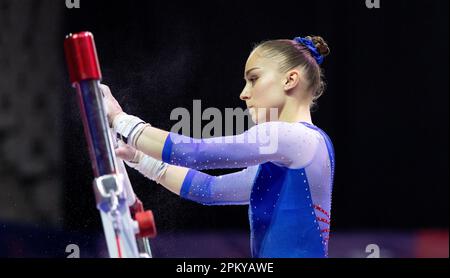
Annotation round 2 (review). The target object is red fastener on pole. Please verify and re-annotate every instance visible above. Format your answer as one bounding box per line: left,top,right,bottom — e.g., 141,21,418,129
135,210,157,238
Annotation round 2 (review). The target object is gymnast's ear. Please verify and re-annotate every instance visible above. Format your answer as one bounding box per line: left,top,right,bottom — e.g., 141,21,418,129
283,69,301,91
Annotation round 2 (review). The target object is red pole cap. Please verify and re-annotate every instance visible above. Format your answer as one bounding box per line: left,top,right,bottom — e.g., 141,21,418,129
64,31,102,84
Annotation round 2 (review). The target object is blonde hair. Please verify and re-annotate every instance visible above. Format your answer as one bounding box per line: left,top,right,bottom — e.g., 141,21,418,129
254,36,330,109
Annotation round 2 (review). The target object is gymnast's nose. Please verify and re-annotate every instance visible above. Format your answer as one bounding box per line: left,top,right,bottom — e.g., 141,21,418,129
240,87,251,101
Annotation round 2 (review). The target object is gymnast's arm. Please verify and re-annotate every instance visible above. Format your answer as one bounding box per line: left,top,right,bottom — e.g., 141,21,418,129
122,119,318,171
164,165,258,205
117,143,257,205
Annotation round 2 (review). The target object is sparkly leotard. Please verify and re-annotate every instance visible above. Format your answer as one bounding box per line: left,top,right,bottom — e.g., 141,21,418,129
161,121,335,258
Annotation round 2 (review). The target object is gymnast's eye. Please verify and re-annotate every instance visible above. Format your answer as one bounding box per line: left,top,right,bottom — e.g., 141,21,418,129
249,77,258,86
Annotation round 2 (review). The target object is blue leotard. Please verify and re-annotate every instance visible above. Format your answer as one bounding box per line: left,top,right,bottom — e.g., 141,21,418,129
161,121,335,258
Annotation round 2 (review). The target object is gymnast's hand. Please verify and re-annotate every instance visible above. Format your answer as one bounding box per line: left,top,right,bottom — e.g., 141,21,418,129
116,140,171,186
100,84,124,126
115,140,139,162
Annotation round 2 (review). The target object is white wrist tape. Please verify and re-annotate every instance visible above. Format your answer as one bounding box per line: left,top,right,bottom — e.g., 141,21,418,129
125,151,168,184
112,113,150,148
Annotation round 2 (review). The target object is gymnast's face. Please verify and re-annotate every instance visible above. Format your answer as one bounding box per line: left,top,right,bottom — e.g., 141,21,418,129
240,49,287,124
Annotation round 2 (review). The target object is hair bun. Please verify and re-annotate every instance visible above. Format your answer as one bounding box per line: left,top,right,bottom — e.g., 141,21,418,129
306,36,330,57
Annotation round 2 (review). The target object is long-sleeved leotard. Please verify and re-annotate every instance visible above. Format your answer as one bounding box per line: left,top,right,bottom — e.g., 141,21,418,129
161,121,335,258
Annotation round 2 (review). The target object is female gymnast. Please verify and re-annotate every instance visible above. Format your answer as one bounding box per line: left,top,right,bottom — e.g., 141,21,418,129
101,36,335,258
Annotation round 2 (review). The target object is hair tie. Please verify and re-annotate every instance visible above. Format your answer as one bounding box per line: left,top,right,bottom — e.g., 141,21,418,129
293,37,324,65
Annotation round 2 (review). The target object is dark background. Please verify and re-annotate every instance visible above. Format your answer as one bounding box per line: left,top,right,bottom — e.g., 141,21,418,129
0,0,448,257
